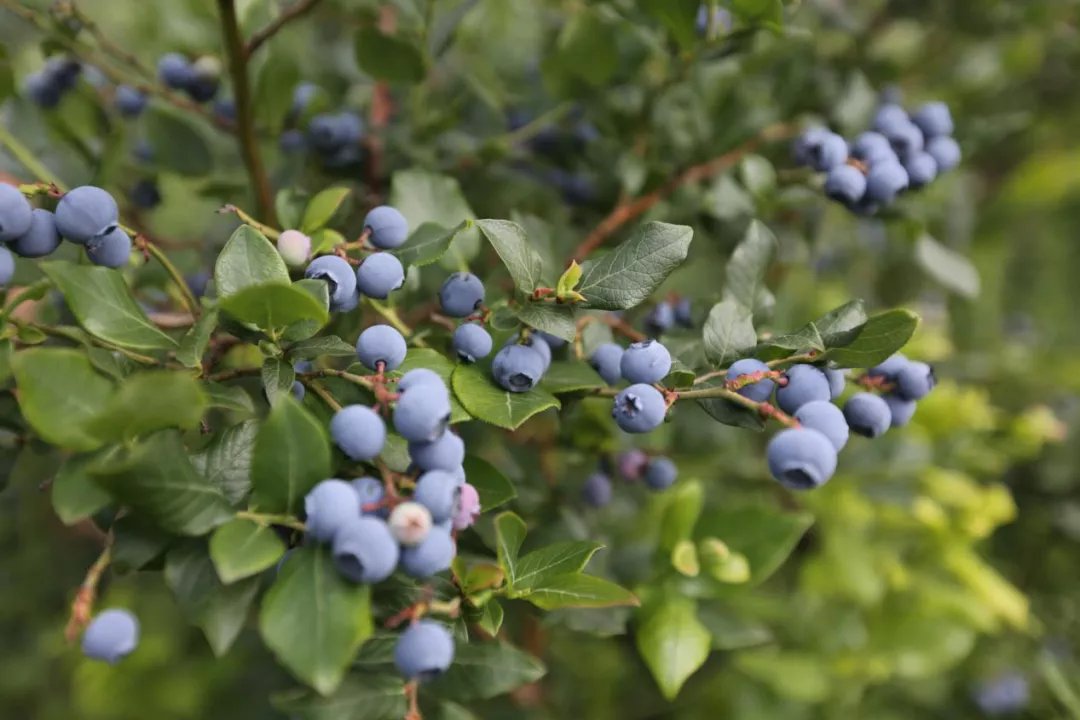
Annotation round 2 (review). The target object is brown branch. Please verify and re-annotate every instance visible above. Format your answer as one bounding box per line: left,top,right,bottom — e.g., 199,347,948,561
245,0,326,57
572,122,798,262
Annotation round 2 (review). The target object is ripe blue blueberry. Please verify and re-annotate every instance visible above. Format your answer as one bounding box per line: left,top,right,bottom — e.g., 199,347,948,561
452,323,493,363
883,393,916,427
388,502,433,546
868,353,908,380
394,390,451,443
492,344,546,393
81,608,139,664
289,82,317,121
793,127,827,166
185,56,221,102
279,129,306,153
864,160,910,204
355,252,405,299
157,53,193,89
439,272,485,317
645,301,675,334
394,620,455,681
337,289,360,312
24,71,61,108
213,98,236,123
926,135,961,173
766,427,838,490
129,179,161,210
307,112,363,152
911,101,954,138
276,229,311,267
356,324,407,371
824,165,867,205
397,368,446,393
904,152,937,189
776,364,831,414
582,472,612,507
504,334,551,372
620,340,672,384
413,470,462,523
589,343,624,385
54,186,119,244
399,525,455,578
0,247,15,287
45,57,82,90
823,368,846,399
409,431,465,472
794,400,849,451
332,516,399,583
304,479,361,542
850,132,896,164
447,465,466,487
843,392,892,438
882,120,924,160
9,209,60,257
291,381,305,401
612,383,667,433
363,205,409,249
330,405,386,461
86,227,132,268
535,331,567,350
114,85,147,118
674,298,693,328
894,360,935,400
807,131,849,171
726,358,776,403
352,476,386,513
644,457,678,491
304,255,358,311
452,483,480,530
973,672,1030,716
872,104,909,134
616,449,649,480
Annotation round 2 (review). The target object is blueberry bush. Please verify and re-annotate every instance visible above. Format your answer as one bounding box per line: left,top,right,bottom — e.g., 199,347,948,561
1,1,1078,718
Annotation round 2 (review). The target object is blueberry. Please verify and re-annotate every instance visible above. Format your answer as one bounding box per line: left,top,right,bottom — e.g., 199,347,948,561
452,323,492,363
304,479,361,542
776,364,830,414
0,247,15,287
868,353,908,380
725,358,776,403
356,324,407,371
279,129,307,154
24,71,62,108
973,672,1030,716
186,271,210,298
332,516,399,583
695,4,732,35
86,227,132,268
46,57,81,90
289,82,317,120
589,343,624,385
185,57,221,102
394,621,455,681
843,392,892,438
157,53,193,89
0,186,38,243
883,393,916,427
337,289,361,312
291,381,305,401
308,112,363,152
439,272,485,317
330,405,387,461
894,361,934,400
644,457,677,491
882,121,924,161
352,476,385,513
55,186,119,244
824,165,867,205
388,501,433,546
129,179,161,210
794,400,849,451
114,85,148,118
926,135,961,173
645,301,675,334
409,431,465,472
766,427,837,490
674,298,693,328
277,229,311,267
413,470,461,523
850,132,896,164
508,334,551,372
304,255,358,310
904,152,937,189
491,344,546,393
612,384,667,433
808,131,849,172
582,472,612,507
864,161,910,204
363,206,409,249
792,127,828,166
397,368,446,393
911,101,954,138
213,98,236,122
452,483,480,530
81,608,139,664
355,252,404,299
823,368,846,399
399,525,455,578
616,449,648,480
535,331,567,350
132,139,155,164
394,390,451,443
872,104,909,134
620,340,672,384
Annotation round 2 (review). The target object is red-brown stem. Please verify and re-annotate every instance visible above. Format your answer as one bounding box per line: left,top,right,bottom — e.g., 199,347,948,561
245,0,325,57
64,535,114,643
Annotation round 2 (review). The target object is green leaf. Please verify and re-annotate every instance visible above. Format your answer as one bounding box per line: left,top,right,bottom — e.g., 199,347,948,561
731,0,783,26
145,106,213,176
635,596,711,700
640,0,699,49
540,361,606,394
695,505,813,585
271,675,406,720
251,395,331,514
703,298,757,365
209,518,287,584
391,222,461,269
309,228,345,255
40,261,177,350
214,226,290,299
220,282,330,334
723,220,776,311
90,431,233,536
0,45,14,101
253,50,300,132
814,299,869,348
476,601,504,637
915,234,981,298
263,358,297,407
396,349,470,422
276,189,308,230
429,640,546,701
192,419,258,505
546,7,618,88
824,309,920,369
260,545,374,696
735,650,832,702
511,541,604,592
12,348,113,451
522,574,639,610
355,26,426,83
287,335,357,361
556,260,583,298
388,170,475,231
85,371,207,443
577,222,693,310
515,303,576,342
165,541,260,656
451,364,559,431
493,511,527,587
110,515,172,573
202,382,257,417
52,453,111,525
462,455,516,509
697,602,774,650
697,389,766,430
660,480,705,552
177,308,219,368
476,219,544,293
301,187,351,233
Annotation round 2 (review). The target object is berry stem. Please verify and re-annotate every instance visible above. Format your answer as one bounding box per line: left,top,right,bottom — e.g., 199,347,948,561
302,379,342,412
0,125,65,188
218,204,281,239
13,319,164,366
64,533,113,643
66,3,157,83
766,350,820,368
235,510,306,532
244,0,326,58
404,680,422,720
137,235,200,317
671,385,800,428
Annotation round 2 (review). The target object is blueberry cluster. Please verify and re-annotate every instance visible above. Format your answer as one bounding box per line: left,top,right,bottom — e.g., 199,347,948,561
0,183,133,283
23,56,82,109
794,100,961,215
589,338,673,433
581,449,679,507
753,353,935,490
642,297,693,335
157,53,221,103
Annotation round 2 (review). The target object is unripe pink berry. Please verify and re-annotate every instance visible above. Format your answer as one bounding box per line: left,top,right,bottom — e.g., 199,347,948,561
452,483,480,530
277,229,311,267
388,501,432,546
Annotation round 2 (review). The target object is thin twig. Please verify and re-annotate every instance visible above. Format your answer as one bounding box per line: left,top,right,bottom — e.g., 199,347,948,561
303,379,342,411
0,124,64,187
219,204,281,239
137,236,199,317
68,3,156,82
245,0,326,57
64,533,114,643
235,510,306,532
